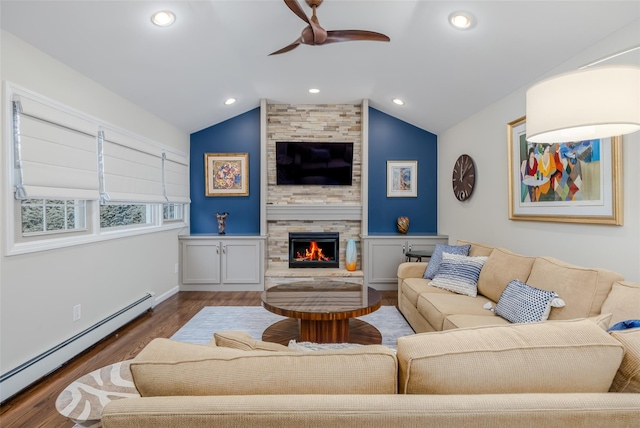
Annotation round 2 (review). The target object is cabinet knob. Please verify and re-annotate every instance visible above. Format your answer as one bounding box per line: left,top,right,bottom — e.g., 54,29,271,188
222,245,226,254
216,245,220,254
402,245,406,254
409,245,412,252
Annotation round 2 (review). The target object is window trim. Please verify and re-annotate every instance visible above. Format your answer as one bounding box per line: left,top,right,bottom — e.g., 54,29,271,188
7,201,188,256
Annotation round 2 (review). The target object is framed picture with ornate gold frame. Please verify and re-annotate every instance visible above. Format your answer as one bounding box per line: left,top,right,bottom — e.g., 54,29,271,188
205,153,249,197
507,116,622,225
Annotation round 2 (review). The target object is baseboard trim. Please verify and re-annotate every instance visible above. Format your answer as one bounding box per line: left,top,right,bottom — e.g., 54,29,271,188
154,286,179,307
0,293,154,403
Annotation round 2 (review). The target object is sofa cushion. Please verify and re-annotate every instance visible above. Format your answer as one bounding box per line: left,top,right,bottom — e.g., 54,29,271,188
525,257,624,319
429,253,488,297
456,240,495,257
494,279,565,323
476,248,535,302
214,331,290,351
451,313,613,332
442,314,510,330
397,319,624,394
589,312,614,330
417,293,493,331
423,243,470,279
601,281,640,326
401,278,452,308
609,328,640,393
130,339,397,397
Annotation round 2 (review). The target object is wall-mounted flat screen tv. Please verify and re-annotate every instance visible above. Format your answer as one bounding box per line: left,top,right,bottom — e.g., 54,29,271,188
276,142,353,186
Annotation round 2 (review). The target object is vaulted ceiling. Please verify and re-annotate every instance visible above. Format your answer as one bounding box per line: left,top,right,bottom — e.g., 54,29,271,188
2,1,639,135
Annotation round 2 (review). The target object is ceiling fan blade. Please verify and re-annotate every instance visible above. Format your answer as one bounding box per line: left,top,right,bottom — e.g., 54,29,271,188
269,38,302,56
325,30,390,44
284,0,311,25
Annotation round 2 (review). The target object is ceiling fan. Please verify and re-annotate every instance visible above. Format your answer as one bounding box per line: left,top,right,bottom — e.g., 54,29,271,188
269,0,390,55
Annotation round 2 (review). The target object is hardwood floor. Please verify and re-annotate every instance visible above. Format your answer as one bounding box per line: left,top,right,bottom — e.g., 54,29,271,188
0,290,398,427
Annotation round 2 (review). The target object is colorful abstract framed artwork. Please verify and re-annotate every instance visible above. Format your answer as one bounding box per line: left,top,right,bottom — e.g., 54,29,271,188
387,160,418,197
205,153,249,197
507,116,622,225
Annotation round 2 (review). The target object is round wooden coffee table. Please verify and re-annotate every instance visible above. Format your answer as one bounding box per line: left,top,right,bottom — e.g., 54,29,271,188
261,282,382,345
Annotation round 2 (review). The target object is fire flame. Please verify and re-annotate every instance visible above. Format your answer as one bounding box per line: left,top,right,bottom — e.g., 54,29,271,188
295,241,331,262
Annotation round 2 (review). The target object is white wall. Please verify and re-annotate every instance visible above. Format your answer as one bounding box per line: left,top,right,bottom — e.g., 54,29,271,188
0,31,189,376
438,20,640,281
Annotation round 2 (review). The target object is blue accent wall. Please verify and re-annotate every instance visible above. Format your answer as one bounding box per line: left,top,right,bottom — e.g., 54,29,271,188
368,107,438,234
189,106,437,235
190,108,261,234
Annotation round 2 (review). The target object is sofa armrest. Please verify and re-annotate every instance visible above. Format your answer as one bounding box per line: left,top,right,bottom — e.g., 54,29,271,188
397,262,427,280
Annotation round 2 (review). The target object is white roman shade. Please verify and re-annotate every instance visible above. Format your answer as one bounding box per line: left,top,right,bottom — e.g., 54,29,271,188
13,96,100,200
163,152,191,203
10,83,189,206
101,129,165,203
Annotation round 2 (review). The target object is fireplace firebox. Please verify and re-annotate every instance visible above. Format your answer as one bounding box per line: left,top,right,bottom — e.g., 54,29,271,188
288,232,339,268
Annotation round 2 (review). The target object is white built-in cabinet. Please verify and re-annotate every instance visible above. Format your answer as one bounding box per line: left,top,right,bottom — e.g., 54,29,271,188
179,236,265,291
363,235,448,289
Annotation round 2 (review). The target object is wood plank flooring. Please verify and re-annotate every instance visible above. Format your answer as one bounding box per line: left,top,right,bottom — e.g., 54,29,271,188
0,290,398,428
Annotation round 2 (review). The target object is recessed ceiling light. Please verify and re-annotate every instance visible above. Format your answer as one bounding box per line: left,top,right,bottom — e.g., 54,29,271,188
309,88,320,94
392,98,404,106
224,98,237,105
449,11,476,30
151,10,176,27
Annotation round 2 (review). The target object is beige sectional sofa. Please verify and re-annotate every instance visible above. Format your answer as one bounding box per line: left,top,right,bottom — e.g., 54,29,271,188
88,240,640,427
398,240,638,333
99,320,640,427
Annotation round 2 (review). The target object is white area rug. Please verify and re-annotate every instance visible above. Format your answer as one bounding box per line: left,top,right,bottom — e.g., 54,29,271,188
171,306,415,349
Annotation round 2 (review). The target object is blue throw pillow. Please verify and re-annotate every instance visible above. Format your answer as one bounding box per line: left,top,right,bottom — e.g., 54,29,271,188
608,320,640,332
495,279,565,323
423,243,471,279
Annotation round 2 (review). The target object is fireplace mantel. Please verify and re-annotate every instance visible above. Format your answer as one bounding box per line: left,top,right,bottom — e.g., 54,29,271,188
266,204,362,221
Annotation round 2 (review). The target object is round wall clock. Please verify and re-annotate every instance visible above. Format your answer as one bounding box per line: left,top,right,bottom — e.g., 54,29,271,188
452,154,476,201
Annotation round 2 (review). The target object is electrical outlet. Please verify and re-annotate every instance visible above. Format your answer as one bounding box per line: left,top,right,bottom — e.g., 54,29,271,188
174,263,179,274
73,304,81,321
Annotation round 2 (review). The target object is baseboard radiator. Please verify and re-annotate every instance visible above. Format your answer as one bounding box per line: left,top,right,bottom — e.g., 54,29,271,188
0,292,155,403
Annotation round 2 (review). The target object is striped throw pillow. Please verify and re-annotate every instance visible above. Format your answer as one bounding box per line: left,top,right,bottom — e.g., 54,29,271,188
423,243,471,279
429,253,488,297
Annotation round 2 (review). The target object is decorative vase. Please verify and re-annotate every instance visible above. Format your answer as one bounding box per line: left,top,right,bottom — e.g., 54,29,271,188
346,239,357,271
216,212,229,234
397,216,410,234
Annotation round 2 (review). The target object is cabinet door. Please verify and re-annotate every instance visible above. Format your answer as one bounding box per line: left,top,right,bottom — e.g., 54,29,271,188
365,239,406,284
181,241,221,284
221,240,262,284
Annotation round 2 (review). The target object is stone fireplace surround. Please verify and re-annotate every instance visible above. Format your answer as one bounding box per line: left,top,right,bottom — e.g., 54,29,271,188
265,103,364,287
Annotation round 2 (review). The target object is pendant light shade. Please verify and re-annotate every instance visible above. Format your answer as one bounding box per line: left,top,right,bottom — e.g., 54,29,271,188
526,65,640,143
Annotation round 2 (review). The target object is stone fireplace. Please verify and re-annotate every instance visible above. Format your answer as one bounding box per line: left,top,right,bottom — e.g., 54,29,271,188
264,103,364,287
288,232,339,269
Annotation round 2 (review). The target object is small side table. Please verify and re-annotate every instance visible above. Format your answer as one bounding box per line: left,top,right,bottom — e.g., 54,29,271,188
405,250,432,262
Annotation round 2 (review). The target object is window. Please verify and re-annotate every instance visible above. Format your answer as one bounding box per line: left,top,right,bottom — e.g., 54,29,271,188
163,203,184,222
21,199,86,235
100,204,153,229
6,83,189,255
